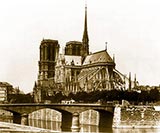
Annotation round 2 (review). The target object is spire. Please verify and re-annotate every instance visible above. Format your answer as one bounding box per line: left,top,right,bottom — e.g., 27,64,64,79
34,81,37,88
82,1,89,56
129,72,132,90
82,2,89,42
134,74,136,82
134,74,137,88
113,54,115,62
105,42,108,51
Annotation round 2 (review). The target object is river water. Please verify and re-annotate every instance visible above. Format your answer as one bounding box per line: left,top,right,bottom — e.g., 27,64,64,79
28,119,160,132
1,118,160,133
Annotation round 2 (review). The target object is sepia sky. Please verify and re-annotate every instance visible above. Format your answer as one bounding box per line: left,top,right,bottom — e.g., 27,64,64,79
0,0,160,93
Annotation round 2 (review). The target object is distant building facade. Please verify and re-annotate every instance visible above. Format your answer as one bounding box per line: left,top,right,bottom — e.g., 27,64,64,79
0,82,18,103
0,82,11,102
33,4,124,103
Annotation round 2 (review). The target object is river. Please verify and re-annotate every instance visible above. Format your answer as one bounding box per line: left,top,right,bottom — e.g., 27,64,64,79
1,117,160,133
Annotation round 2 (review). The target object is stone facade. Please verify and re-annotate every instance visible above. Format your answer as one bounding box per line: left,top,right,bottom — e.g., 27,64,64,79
0,82,15,103
33,39,60,102
113,105,160,128
38,39,59,84
78,50,115,92
54,50,115,95
65,41,82,56
55,54,82,94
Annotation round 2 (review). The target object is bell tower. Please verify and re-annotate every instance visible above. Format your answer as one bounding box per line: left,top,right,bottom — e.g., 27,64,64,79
38,39,59,85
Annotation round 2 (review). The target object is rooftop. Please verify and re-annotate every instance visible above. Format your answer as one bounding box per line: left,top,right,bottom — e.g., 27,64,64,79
0,82,12,87
83,50,114,65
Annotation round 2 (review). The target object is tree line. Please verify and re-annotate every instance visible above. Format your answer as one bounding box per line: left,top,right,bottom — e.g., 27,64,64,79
65,88,160,104
7,88,160,104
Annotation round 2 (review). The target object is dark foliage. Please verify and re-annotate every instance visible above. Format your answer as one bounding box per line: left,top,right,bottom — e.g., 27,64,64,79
8,88,160,104
8,94,34,103
66,89,160,104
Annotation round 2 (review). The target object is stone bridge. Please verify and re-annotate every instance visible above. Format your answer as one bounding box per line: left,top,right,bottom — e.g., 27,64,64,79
0,103,115,131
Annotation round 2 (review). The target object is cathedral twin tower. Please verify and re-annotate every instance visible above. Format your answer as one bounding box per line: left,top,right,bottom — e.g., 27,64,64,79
38,5,89,82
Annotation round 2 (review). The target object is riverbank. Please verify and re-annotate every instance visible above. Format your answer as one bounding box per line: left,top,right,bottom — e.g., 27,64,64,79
113,105,160,128
0,121,59,132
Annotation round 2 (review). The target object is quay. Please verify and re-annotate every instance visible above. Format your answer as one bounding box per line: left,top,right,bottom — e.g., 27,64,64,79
0,121,58,132
113,105,160,128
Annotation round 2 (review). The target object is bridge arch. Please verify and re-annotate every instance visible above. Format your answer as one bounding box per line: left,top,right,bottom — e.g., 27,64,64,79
28,108,72,131
29,108,61,121
0,109,23,124
96,109,114,131
0,109,13,118
80,109,99,125
79,109,114,129
28,107,73,131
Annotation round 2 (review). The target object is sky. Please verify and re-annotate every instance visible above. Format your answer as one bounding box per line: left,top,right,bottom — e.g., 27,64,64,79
0,0,160,93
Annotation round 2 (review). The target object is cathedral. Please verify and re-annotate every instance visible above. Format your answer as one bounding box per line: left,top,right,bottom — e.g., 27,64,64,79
33,5,124,103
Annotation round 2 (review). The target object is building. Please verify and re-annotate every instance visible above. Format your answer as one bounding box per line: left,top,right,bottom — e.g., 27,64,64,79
38,39,59,85
0,82,15,103
33,4,124,103
65,41,83,56
78,50,115,92
34,39,60,102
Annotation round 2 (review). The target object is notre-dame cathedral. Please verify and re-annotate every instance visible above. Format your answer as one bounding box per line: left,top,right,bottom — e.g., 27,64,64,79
33,5,125,103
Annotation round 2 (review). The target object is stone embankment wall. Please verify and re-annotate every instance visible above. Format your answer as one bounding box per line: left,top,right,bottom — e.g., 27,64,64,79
113,105,160,128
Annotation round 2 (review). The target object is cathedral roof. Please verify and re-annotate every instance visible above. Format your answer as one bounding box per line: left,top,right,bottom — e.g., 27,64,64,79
64,55,82,66
83,50,114,66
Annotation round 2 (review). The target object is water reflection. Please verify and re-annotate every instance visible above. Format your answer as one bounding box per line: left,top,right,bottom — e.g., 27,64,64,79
113,128,160,133
1,118,160,133
80,124,112,133
28,119,113,132
28,119,160,133
29,119,61,131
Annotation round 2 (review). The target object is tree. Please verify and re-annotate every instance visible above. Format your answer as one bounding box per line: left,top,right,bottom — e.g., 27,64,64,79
8,94,34,103
149,88,160,102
